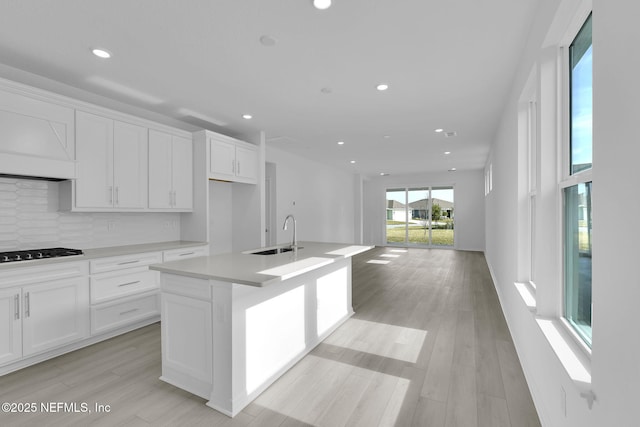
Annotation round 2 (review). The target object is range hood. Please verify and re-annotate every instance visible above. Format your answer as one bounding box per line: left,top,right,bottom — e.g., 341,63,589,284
0,97,77,181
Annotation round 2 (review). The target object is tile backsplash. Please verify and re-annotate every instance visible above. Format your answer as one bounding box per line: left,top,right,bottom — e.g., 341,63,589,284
0,178,181,251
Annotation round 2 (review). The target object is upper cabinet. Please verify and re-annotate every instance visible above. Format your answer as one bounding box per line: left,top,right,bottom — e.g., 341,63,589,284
209,134,258,184
74,111,148,210
148,130,193,210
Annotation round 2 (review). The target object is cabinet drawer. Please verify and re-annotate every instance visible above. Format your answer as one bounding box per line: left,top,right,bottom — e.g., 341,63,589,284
163,245,209,262
0,261,87,288
91,268,158,304
91,292,159,335
90,252,162,274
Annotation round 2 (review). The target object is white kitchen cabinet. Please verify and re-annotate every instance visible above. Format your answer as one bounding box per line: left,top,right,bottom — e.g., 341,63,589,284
91,292,159,336
74,110,148,210
209,134,258,184
89,252,162,335
148,129,193,210
0,287,22,365
160,291,213,397
22,276,90,357
0,262,89,367
235,144,259,183
163,245,209,262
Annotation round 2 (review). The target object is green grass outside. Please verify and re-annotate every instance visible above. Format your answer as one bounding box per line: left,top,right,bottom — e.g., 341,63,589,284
386,226,454,246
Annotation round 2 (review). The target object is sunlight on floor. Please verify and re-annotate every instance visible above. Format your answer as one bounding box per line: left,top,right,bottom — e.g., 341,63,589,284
251,354,411,426
380,253,401,258
367,259,390,264
324,318,428,364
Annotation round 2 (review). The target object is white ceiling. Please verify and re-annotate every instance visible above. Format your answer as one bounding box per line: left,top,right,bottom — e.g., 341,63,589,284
0,0,539,178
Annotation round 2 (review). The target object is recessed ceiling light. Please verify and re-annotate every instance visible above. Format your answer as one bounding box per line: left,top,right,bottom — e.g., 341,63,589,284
444,151,451,155
448,168,457,172
380,172,389,176
242,114,253,120
350,160,356,164
92,48,112,59
376,84,389,91
434,128,444,133
337,141,345,145
383,135,390,139
259,35,277,47
313,0,332,10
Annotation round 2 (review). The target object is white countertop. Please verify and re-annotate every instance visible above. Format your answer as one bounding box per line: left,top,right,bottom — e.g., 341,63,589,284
149,241,373,287
0,241,208,271
82,241,207,259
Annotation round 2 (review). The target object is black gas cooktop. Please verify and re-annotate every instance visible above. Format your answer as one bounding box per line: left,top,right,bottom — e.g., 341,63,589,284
0,247,83,263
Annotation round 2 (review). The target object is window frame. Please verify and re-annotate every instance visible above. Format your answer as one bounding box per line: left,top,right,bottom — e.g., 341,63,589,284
384,186,455,248
559,10,593,352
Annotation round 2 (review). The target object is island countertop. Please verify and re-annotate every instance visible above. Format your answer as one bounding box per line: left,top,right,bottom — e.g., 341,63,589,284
149,241,373,287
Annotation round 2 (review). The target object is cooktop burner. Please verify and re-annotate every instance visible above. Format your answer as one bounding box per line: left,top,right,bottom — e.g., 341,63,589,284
0,247,83,263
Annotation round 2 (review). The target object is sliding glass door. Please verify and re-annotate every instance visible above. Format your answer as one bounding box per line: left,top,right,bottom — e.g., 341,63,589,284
385,186,454,247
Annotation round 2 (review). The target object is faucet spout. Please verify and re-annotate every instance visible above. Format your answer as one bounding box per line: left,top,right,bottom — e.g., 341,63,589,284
282,214,297,248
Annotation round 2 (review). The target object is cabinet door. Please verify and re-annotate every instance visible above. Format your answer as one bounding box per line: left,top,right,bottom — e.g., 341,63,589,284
161,293,212,389
75,111,114,208
113,121,148,209
148,129,173,209
209,138,236,180
235,145,258,184
0,287,22,365
172,135,193,209
22,277,89,357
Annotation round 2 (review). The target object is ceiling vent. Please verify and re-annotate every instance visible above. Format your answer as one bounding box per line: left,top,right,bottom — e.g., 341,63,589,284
444,131,457,138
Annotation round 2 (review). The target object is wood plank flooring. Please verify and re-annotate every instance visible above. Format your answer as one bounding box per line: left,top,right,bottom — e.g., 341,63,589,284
0,247,540,426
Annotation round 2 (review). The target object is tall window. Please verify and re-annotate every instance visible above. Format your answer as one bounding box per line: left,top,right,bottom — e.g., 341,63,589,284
527,99,538,284
563,13,592,346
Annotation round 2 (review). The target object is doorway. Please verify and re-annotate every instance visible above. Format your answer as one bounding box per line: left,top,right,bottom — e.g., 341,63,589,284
265,162,277,246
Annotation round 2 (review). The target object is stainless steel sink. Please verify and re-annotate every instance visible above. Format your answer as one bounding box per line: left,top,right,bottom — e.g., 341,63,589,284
249,246,303,255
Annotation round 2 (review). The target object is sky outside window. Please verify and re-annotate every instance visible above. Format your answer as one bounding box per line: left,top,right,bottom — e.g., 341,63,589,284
570,14,592,174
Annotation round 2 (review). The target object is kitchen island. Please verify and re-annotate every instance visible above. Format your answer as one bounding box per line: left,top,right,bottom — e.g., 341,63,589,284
149,241,373,417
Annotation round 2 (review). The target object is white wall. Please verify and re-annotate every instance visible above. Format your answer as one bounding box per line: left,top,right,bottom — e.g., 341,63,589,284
591,1,640,426
485,1,640,425
0,177,180,250
266,145,357,245
363,169,485,251
208,181,233,255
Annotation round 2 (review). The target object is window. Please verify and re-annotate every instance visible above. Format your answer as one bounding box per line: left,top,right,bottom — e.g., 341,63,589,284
484,162,493,196
527,100,538,284
569,14,593,174
564,182,592,345
385,187,454,247
562,13,592,347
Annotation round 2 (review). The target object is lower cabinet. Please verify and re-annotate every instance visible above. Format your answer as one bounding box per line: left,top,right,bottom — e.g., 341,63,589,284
91,291,159,335
88,245,209,336
89,252,163,336
0,262,89,367
0,244,209,373
0,287,22,365
22,276,90,357
160,291,213,396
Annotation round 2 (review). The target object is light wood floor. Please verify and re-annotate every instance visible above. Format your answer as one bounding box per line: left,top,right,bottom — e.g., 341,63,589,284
0,247,540,426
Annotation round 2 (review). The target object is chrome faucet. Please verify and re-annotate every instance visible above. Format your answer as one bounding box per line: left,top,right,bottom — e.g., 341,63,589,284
282,214,297,249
